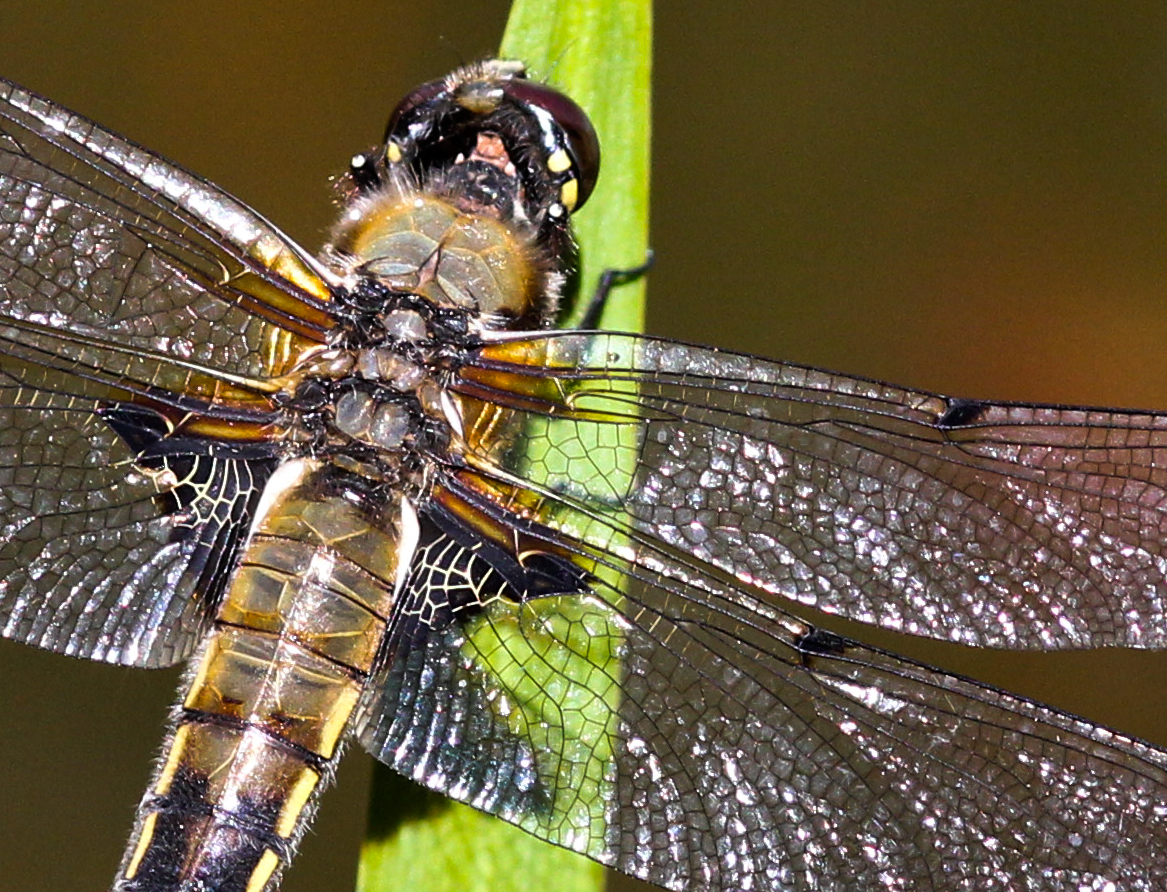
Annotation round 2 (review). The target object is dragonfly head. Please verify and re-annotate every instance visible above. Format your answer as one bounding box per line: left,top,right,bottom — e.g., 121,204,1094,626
329,61,602,329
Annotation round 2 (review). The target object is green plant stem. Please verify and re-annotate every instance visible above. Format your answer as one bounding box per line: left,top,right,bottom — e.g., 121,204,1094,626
357,1,650,890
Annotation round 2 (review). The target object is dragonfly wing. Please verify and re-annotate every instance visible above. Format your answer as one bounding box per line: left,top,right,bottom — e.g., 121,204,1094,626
0,78,335,666
356,472,1167,890
453,330,1167,651
350,327,1167,887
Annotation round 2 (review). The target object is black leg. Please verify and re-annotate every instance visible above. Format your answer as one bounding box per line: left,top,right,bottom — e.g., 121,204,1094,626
577,250,655,330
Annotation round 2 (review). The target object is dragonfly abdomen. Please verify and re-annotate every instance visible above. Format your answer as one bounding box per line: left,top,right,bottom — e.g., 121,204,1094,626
117,459,409,892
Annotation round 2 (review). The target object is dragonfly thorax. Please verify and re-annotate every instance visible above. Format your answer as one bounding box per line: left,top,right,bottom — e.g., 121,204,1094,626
329,188,547,327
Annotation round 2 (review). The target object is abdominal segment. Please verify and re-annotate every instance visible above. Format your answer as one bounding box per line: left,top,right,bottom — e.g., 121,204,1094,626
117,459,407,892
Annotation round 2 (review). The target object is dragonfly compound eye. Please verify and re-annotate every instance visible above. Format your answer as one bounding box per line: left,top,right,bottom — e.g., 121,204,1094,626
502,78,601,212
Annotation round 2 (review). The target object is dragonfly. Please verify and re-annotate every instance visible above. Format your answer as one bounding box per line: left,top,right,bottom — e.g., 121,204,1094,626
1,57,1167,892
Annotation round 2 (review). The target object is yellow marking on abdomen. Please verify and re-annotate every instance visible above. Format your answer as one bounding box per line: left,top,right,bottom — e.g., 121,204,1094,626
124,811,159,880
317,683,361,759
275,767,321,838
247,849,282,892
153,723,191,796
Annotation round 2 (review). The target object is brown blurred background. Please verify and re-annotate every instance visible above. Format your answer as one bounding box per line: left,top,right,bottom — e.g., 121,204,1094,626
3,3,1167,890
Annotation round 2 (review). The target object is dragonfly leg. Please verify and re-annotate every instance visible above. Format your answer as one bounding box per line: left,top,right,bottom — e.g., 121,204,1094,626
577,250,655,330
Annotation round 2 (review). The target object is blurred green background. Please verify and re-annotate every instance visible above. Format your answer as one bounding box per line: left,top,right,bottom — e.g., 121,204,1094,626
3,3,1167,891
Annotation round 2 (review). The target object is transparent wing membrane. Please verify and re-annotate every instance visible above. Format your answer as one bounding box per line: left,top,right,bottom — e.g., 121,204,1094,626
458,332,1167,651
380,329,1167,889
0,78,330,665
358,466,1167,890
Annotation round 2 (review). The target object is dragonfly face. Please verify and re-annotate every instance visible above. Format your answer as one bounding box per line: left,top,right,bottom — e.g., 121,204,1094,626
2,54,1167,892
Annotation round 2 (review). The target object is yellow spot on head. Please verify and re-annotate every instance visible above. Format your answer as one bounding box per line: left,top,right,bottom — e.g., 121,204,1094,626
386,142,403,163
560,178,579,212
125,812,159,880
247,849,282,892
547,149,572,174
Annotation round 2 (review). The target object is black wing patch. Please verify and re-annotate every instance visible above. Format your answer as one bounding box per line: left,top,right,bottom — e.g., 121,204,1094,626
356,504,616,845
0,399,277,667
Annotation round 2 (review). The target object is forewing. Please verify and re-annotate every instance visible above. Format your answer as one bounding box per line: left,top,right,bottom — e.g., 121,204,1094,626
0,78,334,666
452,331,1167,651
